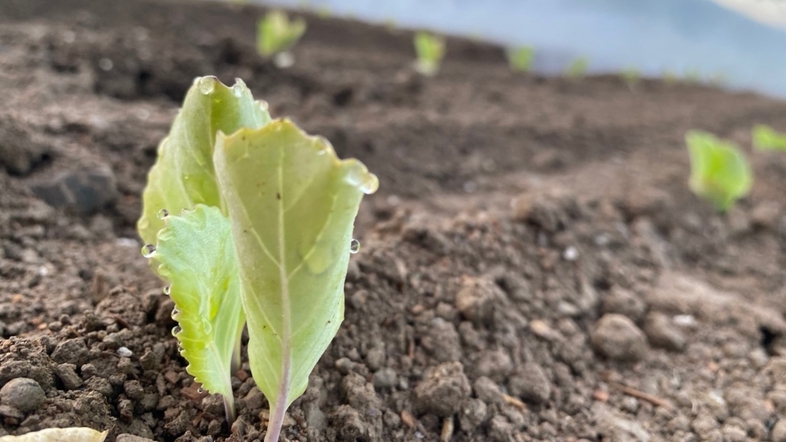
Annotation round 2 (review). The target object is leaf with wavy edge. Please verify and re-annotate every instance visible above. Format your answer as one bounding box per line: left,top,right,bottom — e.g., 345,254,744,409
150,204,245,422
137,76,271,244
214,121,378,442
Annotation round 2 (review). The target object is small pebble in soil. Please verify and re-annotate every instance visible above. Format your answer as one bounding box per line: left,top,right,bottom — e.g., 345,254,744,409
643,312,686,351
601,286,647,321
54,363,82,390
117,346,133,357
773,419,786,442
413,362,471,417
0,378,45,413
508,362,551,405
591,313,648,362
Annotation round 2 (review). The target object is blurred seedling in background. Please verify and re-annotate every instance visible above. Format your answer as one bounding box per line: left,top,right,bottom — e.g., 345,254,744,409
621,67,641,90
566,56,589,79
316,6,331,18
685,130,752,212
257,10,307,68
414,31,446,76
507,46,535,73
662,70,679,84
752,124,786,151
138,76,377,441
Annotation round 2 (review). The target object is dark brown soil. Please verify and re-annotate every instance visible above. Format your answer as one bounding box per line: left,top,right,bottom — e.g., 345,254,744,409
2,0,786,441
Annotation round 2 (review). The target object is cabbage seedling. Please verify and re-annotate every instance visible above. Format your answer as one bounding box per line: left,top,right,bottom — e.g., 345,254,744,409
507,46,535,73
685,130,752,211
566,57,589,79
414,31,445,76
257,10,307,62
752,124,786,151
138,76,378,441
621,67,641,89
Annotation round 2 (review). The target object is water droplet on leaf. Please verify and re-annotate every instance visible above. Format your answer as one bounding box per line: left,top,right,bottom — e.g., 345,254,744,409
157,209,169,220
197,387,204,394
232,79,247,97
350,239,360,254
172,325,181,337
197,76,216,95
345,164,379,195
163,285,171,296
141,244,156,258
171,308,180,320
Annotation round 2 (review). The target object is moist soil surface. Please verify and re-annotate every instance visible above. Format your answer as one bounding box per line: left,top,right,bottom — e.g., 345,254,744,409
2,1,786,441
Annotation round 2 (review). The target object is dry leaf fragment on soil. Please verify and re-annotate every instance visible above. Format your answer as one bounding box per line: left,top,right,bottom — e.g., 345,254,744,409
0,428,107,442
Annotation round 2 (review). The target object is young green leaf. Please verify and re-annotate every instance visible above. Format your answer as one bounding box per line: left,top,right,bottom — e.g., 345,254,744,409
566,57,589,79
752,124,786,151
149,205,245,422
686,130,752,211
507,46,535,73
138,76,269,421
213,121,378,442
414,31,445,76
621,67,641,89
137,76,271,244
257,10,307,58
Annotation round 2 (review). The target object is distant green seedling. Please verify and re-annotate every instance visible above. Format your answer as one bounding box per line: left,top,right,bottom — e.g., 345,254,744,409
414,31,445,76
621,67,641,89
138,76,378,441
752,124,786,152
507,46,535,73
685,130,752,211
257,10,307,66
566,57,589,79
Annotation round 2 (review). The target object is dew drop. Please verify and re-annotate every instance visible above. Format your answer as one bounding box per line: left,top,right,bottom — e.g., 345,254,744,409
349,239,360,254
141,244,156,258
197,387,204,394
345,165,379,195
163,285,171,296
258,100,269,112
172,325,181,337
232,79,247,97
197,76,216,95
157,208,169,220
171,308,180,320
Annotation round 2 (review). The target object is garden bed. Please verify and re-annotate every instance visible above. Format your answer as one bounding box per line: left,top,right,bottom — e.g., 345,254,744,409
2,0,786,440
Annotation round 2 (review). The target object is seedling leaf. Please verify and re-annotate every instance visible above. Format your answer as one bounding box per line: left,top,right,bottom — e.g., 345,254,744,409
151,205,245,422
414,31,445,76
686,130,752,211
257,10,307,58
566,57,589,79
752,124,786,151
507,46,535,73
137,76,271,244
213,120,377,441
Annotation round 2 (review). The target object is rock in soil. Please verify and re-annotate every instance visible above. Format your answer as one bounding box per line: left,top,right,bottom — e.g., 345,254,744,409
591,313,649,362
28,164,118,214
0,378,45,413
643,312,687,351
413,362,472,417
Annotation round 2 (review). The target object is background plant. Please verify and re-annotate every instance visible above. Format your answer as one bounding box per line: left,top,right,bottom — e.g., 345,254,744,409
566,56,589,79
685,130,752,211
621,67,641,89
752,124,786,151
414,31,445,76
507,46,535,73
256,10,307,60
